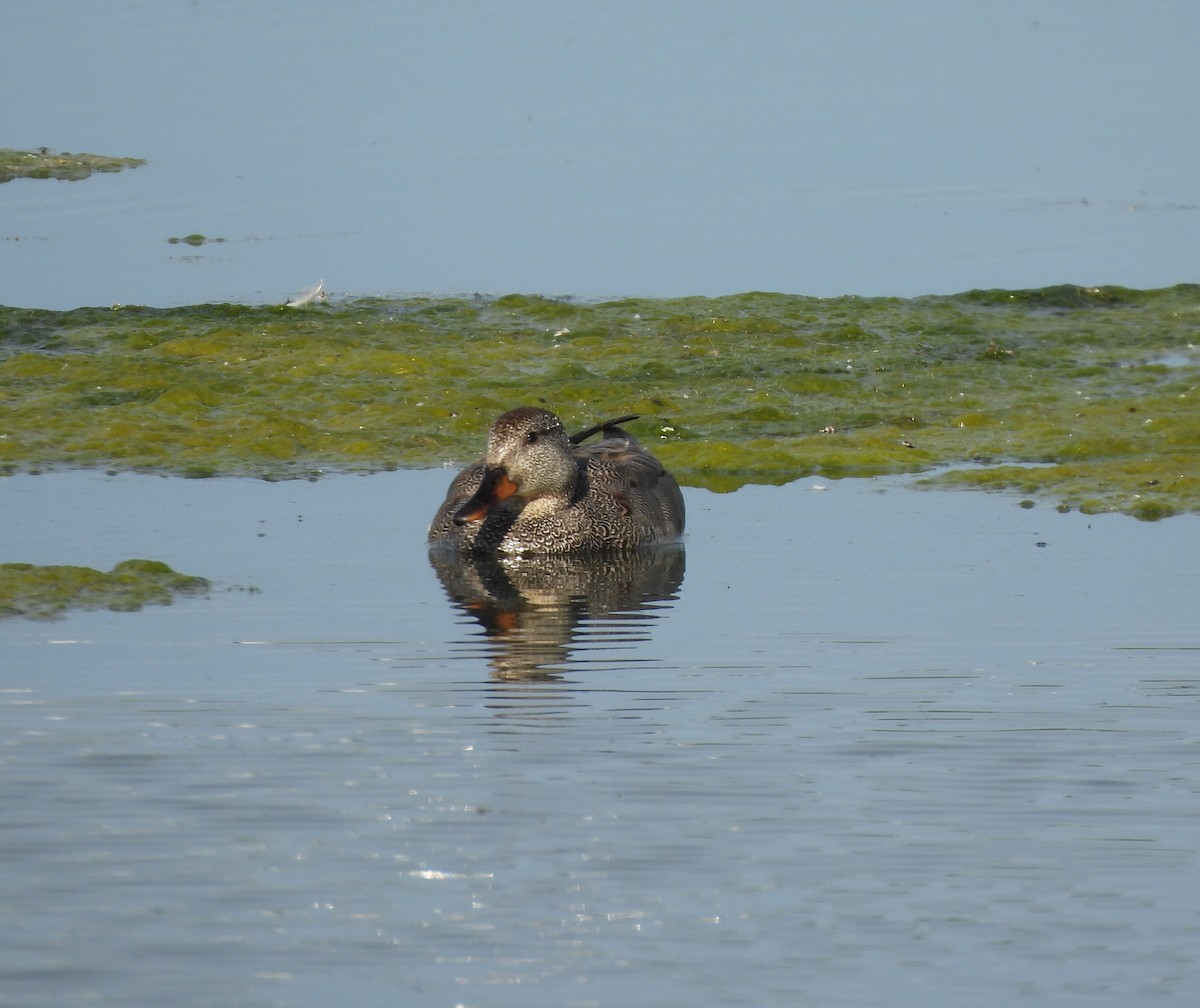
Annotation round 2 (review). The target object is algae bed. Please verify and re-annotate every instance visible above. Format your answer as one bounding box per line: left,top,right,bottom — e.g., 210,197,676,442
0,148,145,183
1,285,1198,521
0,559,209,621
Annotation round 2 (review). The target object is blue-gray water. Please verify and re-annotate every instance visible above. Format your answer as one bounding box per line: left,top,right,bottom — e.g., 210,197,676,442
4,1,1199,1004
3,469,1199,1007
4,0,1198,309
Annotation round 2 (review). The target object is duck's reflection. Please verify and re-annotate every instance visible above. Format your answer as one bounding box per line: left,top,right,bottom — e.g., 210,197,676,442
429,545,685,680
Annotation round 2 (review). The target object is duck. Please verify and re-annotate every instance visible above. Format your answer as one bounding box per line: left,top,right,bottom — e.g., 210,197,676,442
428,407,685,554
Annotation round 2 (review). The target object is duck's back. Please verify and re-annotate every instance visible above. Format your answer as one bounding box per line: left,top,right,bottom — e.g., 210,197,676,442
578,430,685,545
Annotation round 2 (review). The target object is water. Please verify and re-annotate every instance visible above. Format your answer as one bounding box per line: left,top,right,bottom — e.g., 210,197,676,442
4,1,1199,1002
3,469,1199,1006
4,0,1198,309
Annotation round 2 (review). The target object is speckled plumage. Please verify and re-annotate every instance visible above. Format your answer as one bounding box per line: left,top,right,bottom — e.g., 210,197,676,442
428,407,685,554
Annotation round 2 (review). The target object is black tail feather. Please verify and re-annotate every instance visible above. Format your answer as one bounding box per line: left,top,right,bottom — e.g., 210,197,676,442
569,414,641,445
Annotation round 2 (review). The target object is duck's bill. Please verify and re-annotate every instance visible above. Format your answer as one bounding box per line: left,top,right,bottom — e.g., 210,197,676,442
453,467,518,524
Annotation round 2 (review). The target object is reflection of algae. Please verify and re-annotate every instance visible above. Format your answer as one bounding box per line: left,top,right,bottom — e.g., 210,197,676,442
0,148,145,183
0,284,1197,518
0,560,210,621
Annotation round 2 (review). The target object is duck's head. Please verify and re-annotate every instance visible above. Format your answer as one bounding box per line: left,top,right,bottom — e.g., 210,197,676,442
454,407,577,524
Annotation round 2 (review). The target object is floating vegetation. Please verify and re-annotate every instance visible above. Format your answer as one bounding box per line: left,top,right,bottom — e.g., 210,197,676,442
167,234,225,246
0,148,145,183
0,285,1197,518
0,559,210,620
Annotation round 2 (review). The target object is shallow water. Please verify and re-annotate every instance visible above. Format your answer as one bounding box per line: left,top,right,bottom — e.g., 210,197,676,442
4,0,1199,308
6,2,1198,1002
3,469,1199,1007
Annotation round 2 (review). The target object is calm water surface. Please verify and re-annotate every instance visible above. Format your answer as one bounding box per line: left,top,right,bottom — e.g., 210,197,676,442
6,3,1198,1003
4,0,1198,308
3,470,1199,1007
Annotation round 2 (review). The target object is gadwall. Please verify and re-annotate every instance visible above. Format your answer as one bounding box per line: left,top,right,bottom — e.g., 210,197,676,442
428,407,685,554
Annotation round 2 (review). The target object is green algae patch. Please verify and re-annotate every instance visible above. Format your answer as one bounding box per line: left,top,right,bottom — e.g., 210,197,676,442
0,559,210,621
1,285,1198,518
0,148,145,183
167,234,225,246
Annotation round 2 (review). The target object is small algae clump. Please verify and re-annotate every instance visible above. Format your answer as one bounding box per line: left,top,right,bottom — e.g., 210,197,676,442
0,559,210,621
167,234,225,246
0,148,146,183
0,284,1198,518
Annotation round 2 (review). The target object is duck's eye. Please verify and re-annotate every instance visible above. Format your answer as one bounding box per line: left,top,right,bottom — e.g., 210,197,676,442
525,430,540,444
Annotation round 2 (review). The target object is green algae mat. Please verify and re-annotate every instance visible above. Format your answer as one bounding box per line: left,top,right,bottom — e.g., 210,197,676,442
2,285,1198,520
0,148,145,183
0,559,209,621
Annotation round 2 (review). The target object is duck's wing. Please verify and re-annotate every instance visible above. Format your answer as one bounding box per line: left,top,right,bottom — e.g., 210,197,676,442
570,414,641,445
581,437,686,536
